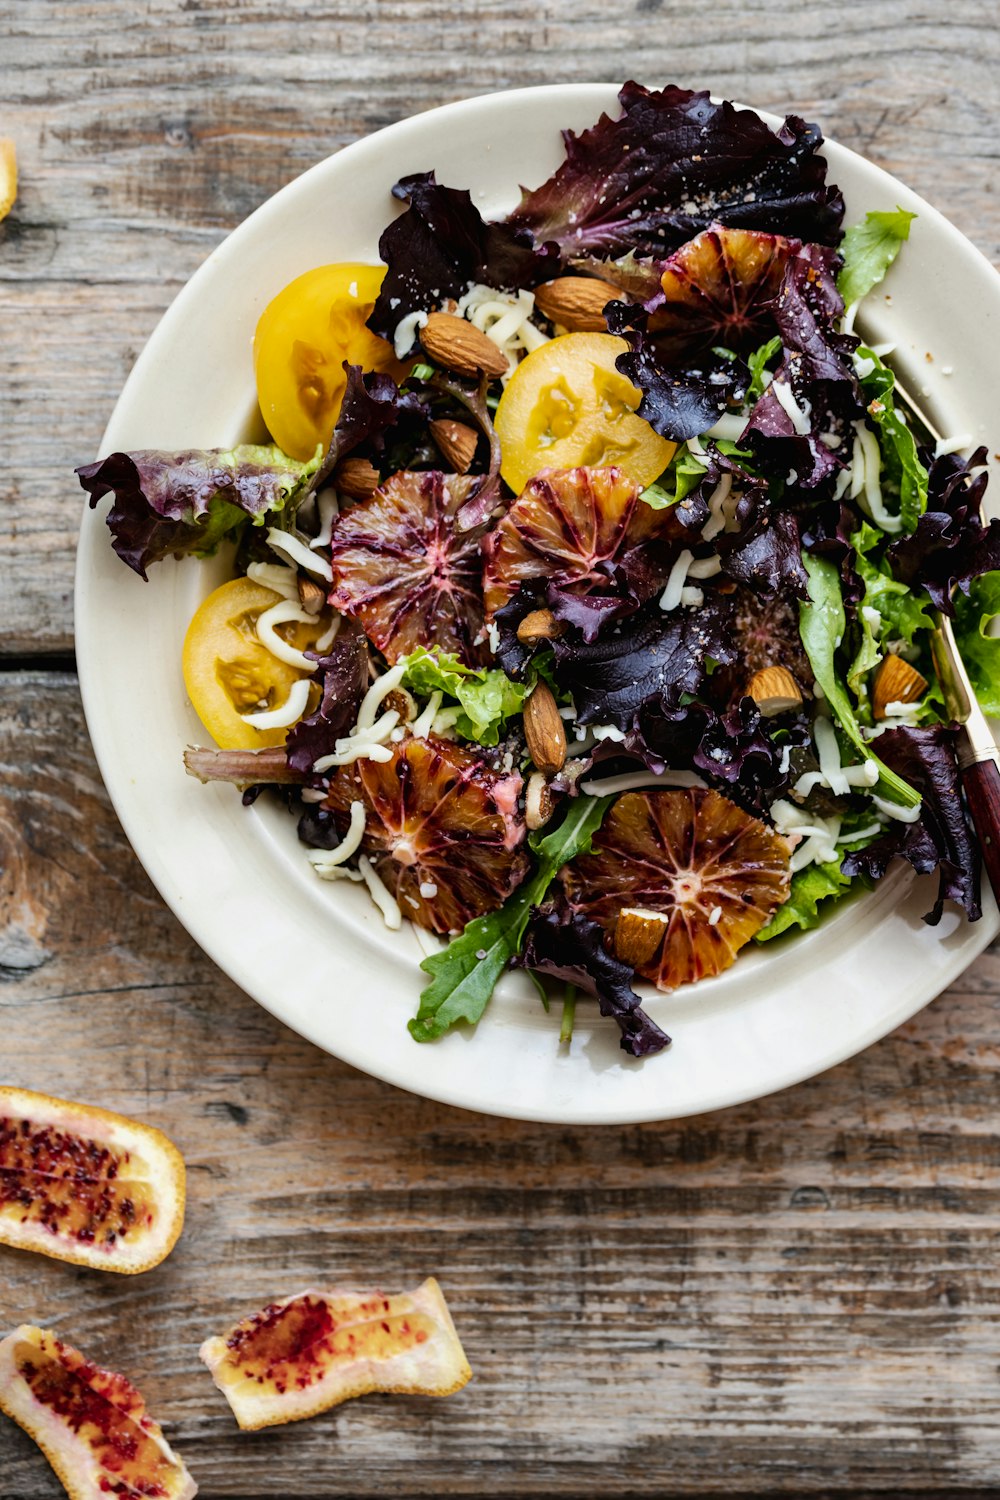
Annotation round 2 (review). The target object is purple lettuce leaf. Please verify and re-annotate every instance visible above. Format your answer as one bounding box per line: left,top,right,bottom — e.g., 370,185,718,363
517,907,670,1057
717,499,809,598
552,598,735,732
840,724,981,924
606,300,749,442
284,622,370,776
887,447,997,614
507,82,844,260
368,172,556,344
77,444,320,580
315,364,429,487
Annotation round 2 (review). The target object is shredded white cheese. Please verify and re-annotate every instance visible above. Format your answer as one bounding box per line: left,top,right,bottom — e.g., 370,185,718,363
591,725,627,743
457,284,549,376
579,769,706,797
240,675,312,730
708,905,722,926
307,800,366,874
704,412,748,442
312,710,400,772
256,599,321,671
358,855,402,929
393,309,428,360
772,379,812,435
659,549,694,611
851,422,902,533
687,555,722,579
680,586,704,608
313,615,340,653
410,691,443,740
356,661,409,731
246,561,299,599
310,487,339,550
934,432,973,458
700,474,732,541
267,527,334,581
872,793,923,824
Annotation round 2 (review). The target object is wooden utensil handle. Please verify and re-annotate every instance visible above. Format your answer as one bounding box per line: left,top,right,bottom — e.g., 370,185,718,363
962,757,1000,902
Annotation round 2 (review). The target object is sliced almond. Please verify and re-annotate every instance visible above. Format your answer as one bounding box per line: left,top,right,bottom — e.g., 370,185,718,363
746,666,803,717
297,576,326,616
524,771,555,832
335,457,379,501
516,608,564,645
533,276,619,332
614,907,669,968
430,418,478,474
872,654,928,720
420,312,510,380
522,680,567,775
383,687,418,724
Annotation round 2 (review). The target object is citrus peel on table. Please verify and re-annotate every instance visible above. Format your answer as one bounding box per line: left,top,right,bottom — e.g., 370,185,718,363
0,1086,185,1273
199,1278,472,1430
0,1325,197,1500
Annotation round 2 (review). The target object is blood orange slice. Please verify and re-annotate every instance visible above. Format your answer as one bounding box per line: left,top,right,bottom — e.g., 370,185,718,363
482,464,667,620
325,735,528,934
651,226,795,358
562,789,791,990
0,1325,197,1500
328,469,489,666
0,1087,185,1274
199,1278,472,1431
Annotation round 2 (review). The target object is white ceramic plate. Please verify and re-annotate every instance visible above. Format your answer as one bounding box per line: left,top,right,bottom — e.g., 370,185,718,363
76,84,1000,1124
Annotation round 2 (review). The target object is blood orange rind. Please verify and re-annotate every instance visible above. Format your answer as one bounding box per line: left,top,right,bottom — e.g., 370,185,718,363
562,789,791,990
0,1325,197,1500
483,464,662,620
0,1087,186,1274
199,1278,472,1432
325,734,528,934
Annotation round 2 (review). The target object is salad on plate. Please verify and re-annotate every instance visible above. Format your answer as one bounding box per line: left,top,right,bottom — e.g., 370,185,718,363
77,82,1000,1063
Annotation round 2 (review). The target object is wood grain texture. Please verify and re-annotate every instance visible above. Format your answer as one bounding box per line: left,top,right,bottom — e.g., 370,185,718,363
4,674,1000,1498
5,2,1000,1493
2,0,1000,652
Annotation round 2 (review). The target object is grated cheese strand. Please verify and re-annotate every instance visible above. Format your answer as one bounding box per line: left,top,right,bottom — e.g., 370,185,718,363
239,675,312,730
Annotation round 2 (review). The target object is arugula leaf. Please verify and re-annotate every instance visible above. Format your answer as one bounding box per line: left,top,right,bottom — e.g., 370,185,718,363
854,346,928,532
746,335,782,400
799,553,920,806
755,860,855,941
409,795,614,1042
400,647,532,746
837,208,916,308
951,570,1000,717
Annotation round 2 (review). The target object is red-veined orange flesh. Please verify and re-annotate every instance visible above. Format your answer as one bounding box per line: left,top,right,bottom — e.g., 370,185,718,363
0,1087,185,1274
199,1278,471,1431
0,1325,197,1500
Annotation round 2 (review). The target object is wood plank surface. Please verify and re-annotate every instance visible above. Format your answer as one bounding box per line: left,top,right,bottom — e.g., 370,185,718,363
3,674,1000,1499
4,1,1000,1494
2,0,1000,653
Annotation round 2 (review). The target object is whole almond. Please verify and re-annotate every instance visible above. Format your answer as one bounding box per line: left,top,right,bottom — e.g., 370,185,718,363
614,907,669,968
420,312,510,379
872,654,928,720
430,418,478,474
516,608,564,645
524,771,555,832
533,276,619,332
746,665,802,717
297,577,327,616
335,457,379,501
522,680,567,775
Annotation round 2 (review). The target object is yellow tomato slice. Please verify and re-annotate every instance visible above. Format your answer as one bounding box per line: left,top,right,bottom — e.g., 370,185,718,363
254,263,402,461
182,578,325,751
494,332,676,495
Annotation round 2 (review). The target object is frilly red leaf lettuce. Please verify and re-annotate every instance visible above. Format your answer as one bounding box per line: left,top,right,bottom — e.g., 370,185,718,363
368,171,555,345
840,724,981,924
77,444,320,579
517,907,670,1057
887,447,998,614
316,364,428,485
552,598,735,731
507,82,844,260
284,621,370,776
606,299,749,442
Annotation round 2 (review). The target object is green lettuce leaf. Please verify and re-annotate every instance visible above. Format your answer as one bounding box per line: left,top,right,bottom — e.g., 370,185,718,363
951,570,1000,717
799,553,920,807
640,444,708,510
756,860,855,941
854,346,928,533
409,795,614,1042
837,208,916,308
400,647,532,746
746,334,782,400
851,522,935,645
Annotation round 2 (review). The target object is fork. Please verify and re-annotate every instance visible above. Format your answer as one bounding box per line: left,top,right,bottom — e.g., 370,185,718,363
886,376,1000,901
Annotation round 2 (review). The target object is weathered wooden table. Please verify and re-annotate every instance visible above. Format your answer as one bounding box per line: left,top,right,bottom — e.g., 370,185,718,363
4,3,1000,1495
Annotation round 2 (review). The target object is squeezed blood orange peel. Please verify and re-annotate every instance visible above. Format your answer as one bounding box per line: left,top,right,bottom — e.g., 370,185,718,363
199,1278,472,1431
0,1087,185,1274
0,1325,197,1500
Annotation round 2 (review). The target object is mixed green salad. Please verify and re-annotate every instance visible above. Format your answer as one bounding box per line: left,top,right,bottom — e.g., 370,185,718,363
78,84,1000,1062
